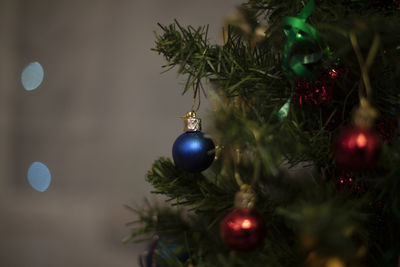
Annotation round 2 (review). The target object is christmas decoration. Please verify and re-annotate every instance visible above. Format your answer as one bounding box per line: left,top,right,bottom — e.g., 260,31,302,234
172,111,215,172
334,30,382,171
333,126,381,171
126,1,400,266
220,185,266,252
293,67,341,106
220,208,266,252
282,0,324,80
277,0,326,119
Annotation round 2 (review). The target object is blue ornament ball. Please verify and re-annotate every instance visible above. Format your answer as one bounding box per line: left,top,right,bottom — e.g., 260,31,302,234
172,131,215,172
140,239,188,267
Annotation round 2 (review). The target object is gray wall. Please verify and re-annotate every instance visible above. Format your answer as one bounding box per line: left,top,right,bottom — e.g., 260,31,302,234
0,0,241,266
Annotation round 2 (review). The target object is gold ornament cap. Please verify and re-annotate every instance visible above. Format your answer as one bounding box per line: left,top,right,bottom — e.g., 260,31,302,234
353,98,379,128
234,184,256,209
181,111,201,132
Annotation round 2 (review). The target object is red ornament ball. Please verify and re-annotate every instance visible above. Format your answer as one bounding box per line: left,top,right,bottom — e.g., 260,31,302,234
333,126,382,171
293,67,341,106
220,208,266,252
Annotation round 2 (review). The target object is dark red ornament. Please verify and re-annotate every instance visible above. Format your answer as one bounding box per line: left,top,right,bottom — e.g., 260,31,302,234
293,67,341,106
220,208,266,252
333,126,382,171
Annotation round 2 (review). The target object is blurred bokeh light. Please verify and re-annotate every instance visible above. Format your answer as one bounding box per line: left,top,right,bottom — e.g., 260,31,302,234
21,62,44,91
27,161,51,192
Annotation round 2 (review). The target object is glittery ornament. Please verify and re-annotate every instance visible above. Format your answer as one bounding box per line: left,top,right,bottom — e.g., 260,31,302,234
293,67,341,106
172,111,215,172
220,208,266,252
333,126,382,171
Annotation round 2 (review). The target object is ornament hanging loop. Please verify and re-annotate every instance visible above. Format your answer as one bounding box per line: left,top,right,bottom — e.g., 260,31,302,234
349,30,380,127
349,30,380,101
190,90,201,112
232,146,244,186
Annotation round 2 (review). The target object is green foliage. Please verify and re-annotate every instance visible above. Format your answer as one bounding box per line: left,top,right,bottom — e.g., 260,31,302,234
127,0,400,266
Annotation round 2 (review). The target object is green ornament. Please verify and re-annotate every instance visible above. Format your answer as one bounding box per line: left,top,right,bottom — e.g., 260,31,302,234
282,0,325,80
277,0,325,120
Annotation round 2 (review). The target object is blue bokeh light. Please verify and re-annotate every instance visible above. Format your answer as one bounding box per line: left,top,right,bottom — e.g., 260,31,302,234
27,162,51,192
21,62,44,91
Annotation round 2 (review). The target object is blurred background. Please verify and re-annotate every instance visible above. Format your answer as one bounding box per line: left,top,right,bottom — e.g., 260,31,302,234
0,0,242,266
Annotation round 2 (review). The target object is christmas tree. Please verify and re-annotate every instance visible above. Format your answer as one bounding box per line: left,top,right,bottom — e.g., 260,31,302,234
125,1,400,266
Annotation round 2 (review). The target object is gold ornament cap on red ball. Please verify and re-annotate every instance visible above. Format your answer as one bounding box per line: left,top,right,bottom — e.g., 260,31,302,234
353,97,379,128
234,184,256,209
334,97,382,171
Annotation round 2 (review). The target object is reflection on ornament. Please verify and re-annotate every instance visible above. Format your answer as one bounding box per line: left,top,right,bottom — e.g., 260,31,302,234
328,68,339,78
241,219,251,229
355,133,367,147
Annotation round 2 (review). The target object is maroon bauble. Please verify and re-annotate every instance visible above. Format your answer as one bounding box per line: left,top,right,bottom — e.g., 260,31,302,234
333,126,382,171
293,67,341,106
220,208,266,252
